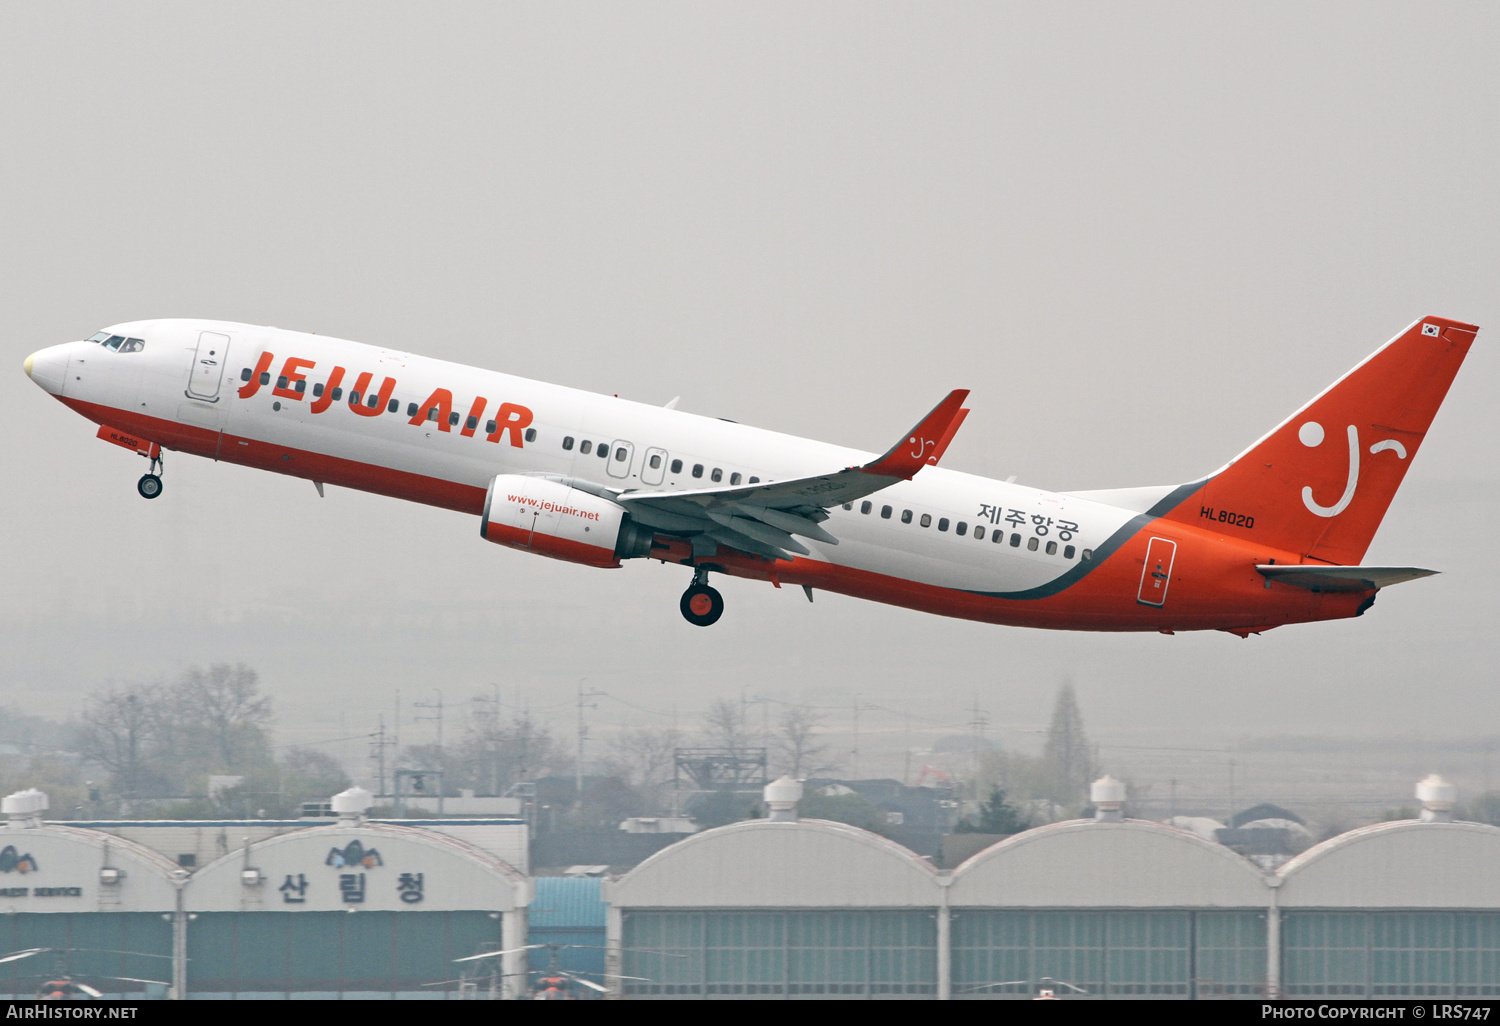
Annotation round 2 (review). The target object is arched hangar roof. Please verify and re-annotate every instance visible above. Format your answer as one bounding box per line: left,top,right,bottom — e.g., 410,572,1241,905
0,823,179,912
185,820,528,912
948,819,1269,908
1277,820,1500,908
606,819,941,908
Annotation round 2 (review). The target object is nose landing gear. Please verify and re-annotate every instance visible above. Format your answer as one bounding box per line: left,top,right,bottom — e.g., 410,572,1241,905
680,566,724,627
137,452,164,500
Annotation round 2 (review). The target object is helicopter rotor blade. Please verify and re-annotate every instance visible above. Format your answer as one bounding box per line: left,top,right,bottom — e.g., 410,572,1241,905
453,944,547,962
0,948,49,964
555,972,608,993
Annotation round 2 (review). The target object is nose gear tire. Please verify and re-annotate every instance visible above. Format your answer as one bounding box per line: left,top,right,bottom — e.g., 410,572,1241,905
138,474,163,499
680,585,724,627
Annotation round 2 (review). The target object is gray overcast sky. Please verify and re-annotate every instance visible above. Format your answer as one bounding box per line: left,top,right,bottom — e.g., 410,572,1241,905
1,3,1497,776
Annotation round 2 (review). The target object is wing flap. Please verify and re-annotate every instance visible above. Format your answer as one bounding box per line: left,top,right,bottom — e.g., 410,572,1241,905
1256,565,1438,591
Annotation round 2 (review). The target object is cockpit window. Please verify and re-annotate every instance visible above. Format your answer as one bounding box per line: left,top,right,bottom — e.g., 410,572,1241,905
88,332,110,343
102,335,126,351
118,338,145,353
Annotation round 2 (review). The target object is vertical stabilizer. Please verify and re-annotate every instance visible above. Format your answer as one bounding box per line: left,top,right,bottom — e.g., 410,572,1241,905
1161,317,1478,564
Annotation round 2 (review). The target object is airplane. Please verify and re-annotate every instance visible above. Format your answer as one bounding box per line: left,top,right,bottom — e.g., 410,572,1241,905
22,315,1477,635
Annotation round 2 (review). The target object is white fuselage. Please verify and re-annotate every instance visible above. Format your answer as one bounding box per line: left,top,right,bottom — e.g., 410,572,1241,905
37,319,1135,598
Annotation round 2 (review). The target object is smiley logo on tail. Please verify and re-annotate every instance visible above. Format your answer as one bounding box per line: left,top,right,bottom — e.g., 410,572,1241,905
1299,421,1409,518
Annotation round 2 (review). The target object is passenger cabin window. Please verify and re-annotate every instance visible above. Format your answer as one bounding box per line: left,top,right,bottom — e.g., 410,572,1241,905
956,521,967,536
614,446,626,461
277,376,289,389
860,501,872,514
1010,533,1021,547
465,415,479,430
938,518,949,531
260,372,271,386
974,526,985,540
920,514,932,528
486,420,497,435
118,338,145,353
711,468,722,482
241,368,252,381
992,529,1004,543
843,503,853,511
386,397,397,412
1081,549,1094,561
349,390,362,405
563,436,575,450
368,393,380,408
427,407,438,421
580,440,592,454
881,505,892,519
900,509,913,524
692,464,704,478
314,383,325,398
1064,544,1076,559
525,427,537,442
649,454,662,469
331,387,343,401
599,445,610,459
748,476,760,484
1046,541,1058,555
297,380,306,393
448,411,461,426
1027,537,1039,551
670,459,682,474
730,473,741,485
406,402,417,416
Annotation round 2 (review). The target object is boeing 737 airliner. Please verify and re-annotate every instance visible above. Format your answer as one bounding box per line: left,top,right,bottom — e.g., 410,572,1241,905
23,316,1477,634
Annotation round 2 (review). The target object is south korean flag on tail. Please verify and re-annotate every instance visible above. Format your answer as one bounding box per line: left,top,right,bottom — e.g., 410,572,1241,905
1423,323,1440,336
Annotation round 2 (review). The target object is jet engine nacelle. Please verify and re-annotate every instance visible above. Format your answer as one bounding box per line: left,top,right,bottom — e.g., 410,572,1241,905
481,474,654,568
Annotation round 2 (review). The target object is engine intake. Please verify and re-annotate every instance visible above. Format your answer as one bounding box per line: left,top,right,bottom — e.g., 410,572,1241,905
481,474,654,567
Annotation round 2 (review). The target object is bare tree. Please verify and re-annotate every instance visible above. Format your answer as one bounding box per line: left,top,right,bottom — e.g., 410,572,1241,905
609,726,685,790
448,708,560,793
174,663,273,769
701,698,750,749
772,705,835,778
75,686,161,797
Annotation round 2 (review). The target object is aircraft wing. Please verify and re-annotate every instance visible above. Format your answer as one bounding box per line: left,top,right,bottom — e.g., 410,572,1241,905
1256,565,1438,592
613,389,970,562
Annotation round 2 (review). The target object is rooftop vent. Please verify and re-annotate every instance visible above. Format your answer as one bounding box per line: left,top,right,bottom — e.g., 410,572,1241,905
330,786,374,822
1416,774,1456,824
2,788,47,828
764,775,803,822
1091,775,1126,823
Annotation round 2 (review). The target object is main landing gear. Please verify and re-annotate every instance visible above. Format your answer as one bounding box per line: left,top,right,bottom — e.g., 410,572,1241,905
680,567,724,627
137,452,163,500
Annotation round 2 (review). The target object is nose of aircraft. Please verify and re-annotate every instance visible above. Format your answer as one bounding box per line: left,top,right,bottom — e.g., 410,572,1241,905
23,344,69,395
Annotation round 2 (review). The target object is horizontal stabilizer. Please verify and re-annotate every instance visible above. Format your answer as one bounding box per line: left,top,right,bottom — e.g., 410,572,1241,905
1256,565,1438,592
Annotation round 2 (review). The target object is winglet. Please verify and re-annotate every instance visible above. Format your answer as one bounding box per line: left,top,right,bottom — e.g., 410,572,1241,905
859,389,970,479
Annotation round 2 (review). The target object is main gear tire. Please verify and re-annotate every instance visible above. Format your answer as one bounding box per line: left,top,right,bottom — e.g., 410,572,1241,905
137,474,163,499
680,585,724,627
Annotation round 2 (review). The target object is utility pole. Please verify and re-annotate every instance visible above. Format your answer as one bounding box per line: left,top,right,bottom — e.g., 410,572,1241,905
852,695,861,779
576,682,605,808
369,716,390,799
1227,758,1237,825
474,684,502,795
969,696,988,802
415,689,444,815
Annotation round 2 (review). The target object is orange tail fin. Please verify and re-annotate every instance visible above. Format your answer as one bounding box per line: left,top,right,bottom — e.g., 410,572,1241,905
1162,317,1478,564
